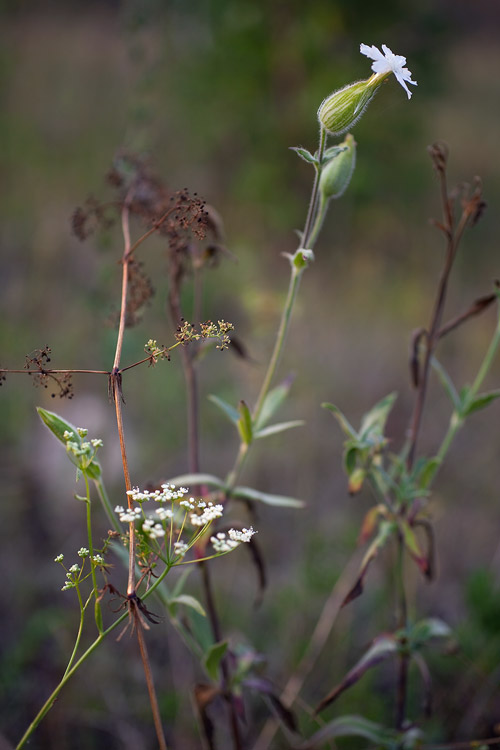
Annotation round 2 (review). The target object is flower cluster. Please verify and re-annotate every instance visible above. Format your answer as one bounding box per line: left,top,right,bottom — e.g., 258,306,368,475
114,483,257,565
210,527,257,553
62,428,103,470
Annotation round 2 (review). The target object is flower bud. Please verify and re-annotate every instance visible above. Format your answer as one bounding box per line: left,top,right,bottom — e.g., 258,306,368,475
319,134,356,200
317,74,384,135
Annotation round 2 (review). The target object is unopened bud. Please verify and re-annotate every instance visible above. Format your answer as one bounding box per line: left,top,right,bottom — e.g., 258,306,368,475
319,134,357,200
317,74,384,136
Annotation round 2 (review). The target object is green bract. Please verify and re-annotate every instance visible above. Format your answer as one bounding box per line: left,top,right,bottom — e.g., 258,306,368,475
319,134,357,200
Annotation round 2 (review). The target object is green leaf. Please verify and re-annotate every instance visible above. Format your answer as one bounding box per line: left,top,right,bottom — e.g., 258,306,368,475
166,473,226,489
344,446,358,475
316,636,398,713
289,146,318,165
399,520,429,577
37,407,79,444
463,389,500,417
414,456,442,490
37,407,102,479
322,402,358,438
359,392,397,440
208,394,239,425
169,594,206,618
343,520,394,605
321,144,349,163
431,357,461,410
255,377,294,430
237,400,253,445
232,486,304,508
409,617,453,648
203,640,228,681
297,715,399,749
254,420,304,439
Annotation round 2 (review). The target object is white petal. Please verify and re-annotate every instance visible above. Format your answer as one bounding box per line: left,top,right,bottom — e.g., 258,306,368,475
360,43,384,62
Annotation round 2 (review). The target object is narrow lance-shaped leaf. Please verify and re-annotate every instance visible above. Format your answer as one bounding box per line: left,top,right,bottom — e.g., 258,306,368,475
166,473,226,489
462,389,500,417
322,402,358,438
37,407,102,480
169,594,206,618
244,677,298,734
359,392,397,440
237,400,253,445
342,520,394,606
232,485,305,508
297,715,400,750
203,641,228,682
208,394,239,425
254,420,304,439
399,519,430,578
255,375,295,430
431,357,461,411
315,635,398,714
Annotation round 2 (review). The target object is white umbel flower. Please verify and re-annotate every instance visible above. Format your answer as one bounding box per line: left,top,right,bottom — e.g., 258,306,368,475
360,43,417,99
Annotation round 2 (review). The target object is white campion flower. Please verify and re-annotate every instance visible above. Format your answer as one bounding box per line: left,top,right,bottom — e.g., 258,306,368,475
360,43,417,99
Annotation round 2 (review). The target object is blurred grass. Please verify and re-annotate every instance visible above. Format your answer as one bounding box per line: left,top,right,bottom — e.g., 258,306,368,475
2,1,500,747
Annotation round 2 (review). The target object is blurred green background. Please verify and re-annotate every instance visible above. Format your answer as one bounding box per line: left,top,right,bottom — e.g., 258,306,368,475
2,1,500,747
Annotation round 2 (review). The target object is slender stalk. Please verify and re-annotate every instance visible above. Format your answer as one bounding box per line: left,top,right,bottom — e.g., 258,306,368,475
251,265,303,430
395,532,409,729
62,586,86,680
301,127,327,249
16,613,128,750
135,613,168,750
84,473,103,633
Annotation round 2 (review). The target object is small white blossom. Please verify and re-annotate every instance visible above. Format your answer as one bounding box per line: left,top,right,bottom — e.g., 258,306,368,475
54,553,64,563
180,499,195,510
173,541,189,557
78,547,89,557
115,505,142,523
228,527,257,543
190,502,224,527
77,427,88,438
69,564,80,574
63,430,74,440
155,507,173,521
143,519,166,539
210,533,239,553
91,438,103,448
360,43,417,99
92,554,104,564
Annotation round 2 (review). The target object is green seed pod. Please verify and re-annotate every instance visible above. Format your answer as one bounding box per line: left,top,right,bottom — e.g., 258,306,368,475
319,134,357,200
317,74,385,136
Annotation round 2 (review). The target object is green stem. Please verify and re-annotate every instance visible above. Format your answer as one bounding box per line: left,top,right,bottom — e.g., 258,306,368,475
251,265,303,430
302,127,327,249
16,612,128,750
94,477,121,533
84,474,103,633
423,301,500,490
62,586,86,679
395,532,409,730
306,194,329,250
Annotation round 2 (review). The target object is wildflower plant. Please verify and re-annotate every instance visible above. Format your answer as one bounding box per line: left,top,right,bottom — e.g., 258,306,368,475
3,38,499,750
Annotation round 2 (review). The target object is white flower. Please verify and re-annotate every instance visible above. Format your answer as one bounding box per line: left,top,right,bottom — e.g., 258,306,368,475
228,527,256,544
360,43,417,99
54,553,64,563
77,547,89,557
173,541,189,557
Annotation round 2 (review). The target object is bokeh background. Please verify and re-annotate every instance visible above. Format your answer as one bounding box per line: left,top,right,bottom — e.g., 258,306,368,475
2,1,500,747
